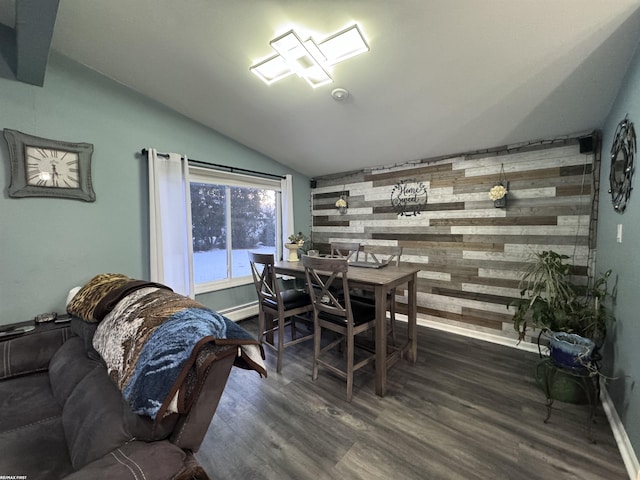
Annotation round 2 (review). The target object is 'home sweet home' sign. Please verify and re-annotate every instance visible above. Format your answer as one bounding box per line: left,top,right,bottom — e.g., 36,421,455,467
390,179,428,216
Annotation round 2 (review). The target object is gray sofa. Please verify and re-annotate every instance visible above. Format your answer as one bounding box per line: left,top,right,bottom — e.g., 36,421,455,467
0,275,265,480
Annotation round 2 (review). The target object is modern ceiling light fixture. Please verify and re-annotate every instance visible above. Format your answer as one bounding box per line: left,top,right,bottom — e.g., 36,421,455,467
250,24,369,88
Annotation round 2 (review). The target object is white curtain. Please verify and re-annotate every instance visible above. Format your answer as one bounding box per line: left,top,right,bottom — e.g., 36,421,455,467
147,148,195,298
281,174,294,258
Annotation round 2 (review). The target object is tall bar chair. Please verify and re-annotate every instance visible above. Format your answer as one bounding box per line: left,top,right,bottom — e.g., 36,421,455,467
249,252,314,373
302,255,376,402
350,245,404,344
327,241,361,299
330,241,361,261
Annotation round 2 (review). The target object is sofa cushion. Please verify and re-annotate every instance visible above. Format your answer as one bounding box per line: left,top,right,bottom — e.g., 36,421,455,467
51,333,178,446
62,366,134,470
0,342,74,480
0,371,60,434
62,440,189,480
0,414,72,480
49,337,103,406
47,336,139,470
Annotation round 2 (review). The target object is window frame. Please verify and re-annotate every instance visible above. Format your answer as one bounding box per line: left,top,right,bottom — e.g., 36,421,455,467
189,166,283,294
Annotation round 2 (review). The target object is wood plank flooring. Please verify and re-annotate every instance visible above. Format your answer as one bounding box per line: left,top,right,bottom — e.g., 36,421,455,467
196,317,627,480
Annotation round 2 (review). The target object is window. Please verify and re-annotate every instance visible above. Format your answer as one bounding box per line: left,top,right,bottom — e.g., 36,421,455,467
189,167,283,293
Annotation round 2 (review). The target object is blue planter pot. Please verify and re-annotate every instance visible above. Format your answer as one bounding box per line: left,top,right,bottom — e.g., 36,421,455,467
549,331,594,371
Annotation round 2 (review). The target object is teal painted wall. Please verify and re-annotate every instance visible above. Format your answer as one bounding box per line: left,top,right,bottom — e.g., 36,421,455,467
0,53,311,325
597,38,640,460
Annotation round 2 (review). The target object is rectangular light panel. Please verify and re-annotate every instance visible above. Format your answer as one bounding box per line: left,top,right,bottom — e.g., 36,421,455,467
319,24,369,66
250,54,295,84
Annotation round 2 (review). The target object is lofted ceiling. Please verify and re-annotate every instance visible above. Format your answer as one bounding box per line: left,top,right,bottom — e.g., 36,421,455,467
1,1,640,178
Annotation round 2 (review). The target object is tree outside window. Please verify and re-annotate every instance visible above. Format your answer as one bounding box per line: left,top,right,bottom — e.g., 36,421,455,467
190,178,279,288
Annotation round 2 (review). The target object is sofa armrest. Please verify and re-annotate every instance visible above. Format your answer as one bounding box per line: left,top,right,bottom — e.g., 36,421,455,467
0,323,73,380
170,347,236,451
62,440,209,480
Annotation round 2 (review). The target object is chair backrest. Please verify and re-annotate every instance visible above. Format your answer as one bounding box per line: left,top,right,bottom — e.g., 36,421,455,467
302,255,352,321
360,245,403,266
330,241,361,261
248,252,280,307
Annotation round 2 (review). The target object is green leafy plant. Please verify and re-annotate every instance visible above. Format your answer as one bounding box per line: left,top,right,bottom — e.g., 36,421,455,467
511,250,615,344
287,232,307,244
287,232,311,254
571,269,615,344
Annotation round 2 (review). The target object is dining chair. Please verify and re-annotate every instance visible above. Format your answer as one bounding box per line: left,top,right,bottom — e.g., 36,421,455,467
350,245,404,344
249,252,314,373
327,241,361,298
302,255,376,402
330,241,361,261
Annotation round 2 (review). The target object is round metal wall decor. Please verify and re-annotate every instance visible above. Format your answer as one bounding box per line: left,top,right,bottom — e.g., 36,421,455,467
390,179,428,216
608,116,636,213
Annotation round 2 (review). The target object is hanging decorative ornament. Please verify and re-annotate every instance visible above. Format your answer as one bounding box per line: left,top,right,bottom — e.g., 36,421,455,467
489,164,508,208
335,186,348,214
335,194,348,214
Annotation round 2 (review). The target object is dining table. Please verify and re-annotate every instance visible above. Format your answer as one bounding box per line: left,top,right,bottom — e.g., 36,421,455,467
274,259,420,397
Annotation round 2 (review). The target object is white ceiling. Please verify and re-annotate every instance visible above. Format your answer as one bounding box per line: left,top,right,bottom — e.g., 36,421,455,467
3,1,640,178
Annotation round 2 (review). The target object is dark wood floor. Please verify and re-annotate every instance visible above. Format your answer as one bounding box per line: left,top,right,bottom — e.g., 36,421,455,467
197,317,627,480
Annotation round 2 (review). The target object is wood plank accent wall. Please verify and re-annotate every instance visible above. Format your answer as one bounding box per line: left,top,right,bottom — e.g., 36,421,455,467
311,139,600,343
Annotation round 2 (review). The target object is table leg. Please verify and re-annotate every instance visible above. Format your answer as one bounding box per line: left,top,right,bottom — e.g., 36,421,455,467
374,285,387,397
406,273,418,363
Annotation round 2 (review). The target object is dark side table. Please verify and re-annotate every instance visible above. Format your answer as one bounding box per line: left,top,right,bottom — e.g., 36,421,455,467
0,315,72,341
536,357,601,442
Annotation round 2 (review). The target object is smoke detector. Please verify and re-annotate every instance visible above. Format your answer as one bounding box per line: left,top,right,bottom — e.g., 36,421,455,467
331,88,349,101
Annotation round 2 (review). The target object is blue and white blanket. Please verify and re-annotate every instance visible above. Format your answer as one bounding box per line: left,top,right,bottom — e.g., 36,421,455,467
89,282,265,419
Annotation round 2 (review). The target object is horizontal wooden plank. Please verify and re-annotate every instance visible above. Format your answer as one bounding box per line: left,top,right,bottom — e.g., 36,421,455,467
374,233,464,242
399,304,503,330
431,167,563,188
399,240,503,251
364,162,453,183
374,202,465,214
454,275,520,289
453,176,592,196
432,287,516,306
312,219,350,227
557,184,592,196
462,306,513,324
460,235,589,245
560,164,593,176
430,216,558,226
502,205,591,216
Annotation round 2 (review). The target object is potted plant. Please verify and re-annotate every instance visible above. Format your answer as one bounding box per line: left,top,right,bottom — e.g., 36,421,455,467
511,250,615,404
511,250,615,369
284,232,308,262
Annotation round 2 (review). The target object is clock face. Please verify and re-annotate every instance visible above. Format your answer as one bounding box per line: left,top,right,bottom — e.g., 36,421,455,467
25,146,80,188
4,129,95,202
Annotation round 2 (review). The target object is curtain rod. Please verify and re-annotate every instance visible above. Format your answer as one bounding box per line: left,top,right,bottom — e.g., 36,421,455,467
140,148,285,180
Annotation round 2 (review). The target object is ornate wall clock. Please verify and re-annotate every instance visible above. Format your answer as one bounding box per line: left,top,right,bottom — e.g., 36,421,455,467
608,116,636,213
3,129,95,202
